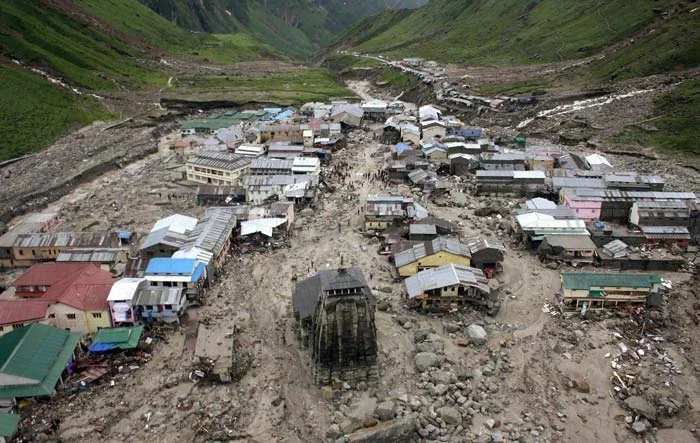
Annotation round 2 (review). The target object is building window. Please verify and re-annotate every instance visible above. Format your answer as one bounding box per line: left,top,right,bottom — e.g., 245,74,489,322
92,312,102,319
18,250,24,256
66,313,76,320
164,304,173,310
145,305,153,310
0,326,3,332
49,313,55,319
12,323,24,330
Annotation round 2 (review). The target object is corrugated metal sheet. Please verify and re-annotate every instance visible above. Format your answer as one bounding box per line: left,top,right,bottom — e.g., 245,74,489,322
603,240,630,258
140,227,188,251
640,226,691,239
13,232,113,248
180,208,236,259
409,224,437,235
395,237,471,268
250,158,294,171
56,248,126,263
404,264,489,299
466,236,506,254
561,272,660,290
134,287,185,306
187,152,251,171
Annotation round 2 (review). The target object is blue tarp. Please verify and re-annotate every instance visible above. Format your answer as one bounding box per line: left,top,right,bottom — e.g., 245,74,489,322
393,143,411,153
273,110,294,121
116,231,133,240
89,343,118,352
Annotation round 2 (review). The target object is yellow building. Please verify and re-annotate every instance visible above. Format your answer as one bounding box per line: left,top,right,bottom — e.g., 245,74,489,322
560,272,662,311
365,219,394,230
10,232,118,267
186,151,251,186
423,147,448,162
47,303,111,333
395,237,472,277
526,155,555,171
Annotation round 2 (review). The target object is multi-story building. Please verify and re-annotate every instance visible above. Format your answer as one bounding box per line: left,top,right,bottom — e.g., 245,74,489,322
186,151,251,186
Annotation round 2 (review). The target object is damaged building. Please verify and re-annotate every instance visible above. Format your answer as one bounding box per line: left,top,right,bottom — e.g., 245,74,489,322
403,264,494,313
292,268,378,384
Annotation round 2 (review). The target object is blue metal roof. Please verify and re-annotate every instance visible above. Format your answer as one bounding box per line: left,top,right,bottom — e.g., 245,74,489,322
393,143,411,153
191,263,206,281
145,258,199,276
274,110,294,121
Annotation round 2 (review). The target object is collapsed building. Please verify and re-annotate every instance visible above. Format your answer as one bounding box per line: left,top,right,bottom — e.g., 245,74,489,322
292,268,378,384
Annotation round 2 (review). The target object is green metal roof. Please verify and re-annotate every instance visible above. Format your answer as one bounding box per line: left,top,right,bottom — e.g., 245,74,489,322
0,324,80,399
561,272,661,290
93,325,143,350
0,413,20,438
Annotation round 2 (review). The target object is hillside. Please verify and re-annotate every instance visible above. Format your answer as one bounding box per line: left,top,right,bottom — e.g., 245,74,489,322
139,0,429,59
344,0,687,65
0,0,350,161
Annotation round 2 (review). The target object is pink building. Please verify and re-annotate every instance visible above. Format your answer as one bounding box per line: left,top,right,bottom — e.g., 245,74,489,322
560,190,602,222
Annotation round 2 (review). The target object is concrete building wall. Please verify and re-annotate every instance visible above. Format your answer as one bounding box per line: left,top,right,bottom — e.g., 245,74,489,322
85,310,111,333
422,126,446,140
186,164,249,186
47,303,88,332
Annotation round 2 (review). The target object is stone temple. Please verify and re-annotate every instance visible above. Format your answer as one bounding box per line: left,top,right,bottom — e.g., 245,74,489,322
293,267,378,384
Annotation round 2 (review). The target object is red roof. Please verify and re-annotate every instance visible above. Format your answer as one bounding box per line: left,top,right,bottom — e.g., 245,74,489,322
40,266,115,311
0,300,50,325
12,263,100,288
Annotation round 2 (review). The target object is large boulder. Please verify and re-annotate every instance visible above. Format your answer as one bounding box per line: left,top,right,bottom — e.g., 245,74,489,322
624,396,657,421
345,415,417,443
414,352,441,372
437,406,462,426
466,324,488,346
375,401,395,422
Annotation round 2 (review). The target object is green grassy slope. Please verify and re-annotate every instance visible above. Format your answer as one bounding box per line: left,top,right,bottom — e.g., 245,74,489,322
586,7,700,82
0,63,111,161
614,79,700,157
348,0,680,65
0,0,297,161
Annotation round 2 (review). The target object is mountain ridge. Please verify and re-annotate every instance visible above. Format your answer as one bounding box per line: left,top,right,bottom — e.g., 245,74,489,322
139,0,429,58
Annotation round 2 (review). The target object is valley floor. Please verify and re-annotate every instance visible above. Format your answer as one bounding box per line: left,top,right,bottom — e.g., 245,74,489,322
2,80,700,443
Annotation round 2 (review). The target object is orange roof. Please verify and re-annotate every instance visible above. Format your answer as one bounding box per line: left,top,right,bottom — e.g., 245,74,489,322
41,266,115,311
12,263,100,287
0,300,50,325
